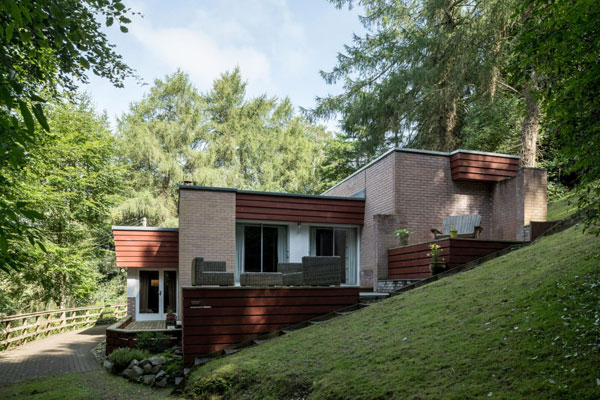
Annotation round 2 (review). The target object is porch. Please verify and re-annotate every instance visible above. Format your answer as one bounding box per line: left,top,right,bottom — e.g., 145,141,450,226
378,238,525,292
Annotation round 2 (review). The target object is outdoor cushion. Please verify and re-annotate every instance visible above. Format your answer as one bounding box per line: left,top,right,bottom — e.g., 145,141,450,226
431,214,483,239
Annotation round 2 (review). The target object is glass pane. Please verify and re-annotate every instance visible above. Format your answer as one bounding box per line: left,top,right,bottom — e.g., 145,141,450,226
139,270,159,314
262,227,278,272
334,230,347,283
244,226,261,272
163,271,177,315
316,229,333,256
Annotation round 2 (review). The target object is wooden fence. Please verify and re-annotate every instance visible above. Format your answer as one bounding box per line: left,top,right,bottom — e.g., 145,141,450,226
0,304,126,350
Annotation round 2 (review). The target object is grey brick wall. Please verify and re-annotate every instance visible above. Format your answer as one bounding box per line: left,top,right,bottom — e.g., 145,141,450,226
126,296,136,321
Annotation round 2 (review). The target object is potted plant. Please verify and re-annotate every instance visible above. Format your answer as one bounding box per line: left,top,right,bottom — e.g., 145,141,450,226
394,228,412,246
427,244,446,275
166,308,177,328
450,225,458,238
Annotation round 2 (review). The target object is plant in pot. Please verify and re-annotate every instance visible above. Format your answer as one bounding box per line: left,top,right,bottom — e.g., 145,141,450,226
166,308,177,328
427,244,446,275
394,228,412,246
449,225,458,238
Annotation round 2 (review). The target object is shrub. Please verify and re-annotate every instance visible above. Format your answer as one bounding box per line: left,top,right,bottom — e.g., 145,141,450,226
164,359,184,376
137,331,171,354
108,348,151,373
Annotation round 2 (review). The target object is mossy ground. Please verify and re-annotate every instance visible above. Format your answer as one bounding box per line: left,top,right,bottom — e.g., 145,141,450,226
0,370,179,400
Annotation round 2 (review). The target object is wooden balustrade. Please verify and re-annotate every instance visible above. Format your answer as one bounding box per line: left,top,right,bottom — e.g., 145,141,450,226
0,304,126,350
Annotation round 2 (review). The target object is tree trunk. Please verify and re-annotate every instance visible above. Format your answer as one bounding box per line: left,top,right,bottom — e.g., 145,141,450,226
520,72,540,167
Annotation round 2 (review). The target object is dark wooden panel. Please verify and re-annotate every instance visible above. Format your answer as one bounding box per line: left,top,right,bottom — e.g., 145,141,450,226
113,229,179,268
182,287,359,363
450,152,520,165
387,239,521,279
235,192,365,225
450,159,519,170
451,166,517,177
450,152,519,182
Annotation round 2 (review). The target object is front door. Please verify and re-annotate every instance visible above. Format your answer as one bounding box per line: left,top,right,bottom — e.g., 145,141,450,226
137,269,177,321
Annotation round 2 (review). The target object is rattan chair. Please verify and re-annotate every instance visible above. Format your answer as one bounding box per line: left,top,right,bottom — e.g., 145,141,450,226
240,272,284,286
301,256,342,286
431,214,483,239
277,263,304,286
192,257,234,286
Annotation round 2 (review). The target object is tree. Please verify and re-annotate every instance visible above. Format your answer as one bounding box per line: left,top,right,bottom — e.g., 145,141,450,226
314,0,537,177
0,95,124,311
514,0,600,232
0,0,135,271
115,69,328,227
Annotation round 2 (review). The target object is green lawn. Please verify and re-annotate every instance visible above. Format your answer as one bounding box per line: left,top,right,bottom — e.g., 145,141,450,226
186,226,600,399
547,193,579,220
0,370,179,400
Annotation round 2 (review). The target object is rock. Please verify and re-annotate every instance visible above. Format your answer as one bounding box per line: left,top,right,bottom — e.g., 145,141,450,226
138,359,151,368
142,363,153,374
170,354,183,360
103,360,113,372
142,374,155,386
155,377,168,388
127,359,139,369
151,364,162,374
155,370,167,381
132,365,144,378
121,368,136,380
150,356,166,366
175,377,184,386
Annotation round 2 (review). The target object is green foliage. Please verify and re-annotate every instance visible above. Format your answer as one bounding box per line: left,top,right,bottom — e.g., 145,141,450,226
163,358,184,377
115,69,328,226
514,0,600,233
137,331,171,354
187,227,600,398
0,95,125,312
314,0,524,179
108,348,152,373
0,0,134,271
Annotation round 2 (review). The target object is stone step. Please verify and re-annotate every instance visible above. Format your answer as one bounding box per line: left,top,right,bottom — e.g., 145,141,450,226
194,357,213,366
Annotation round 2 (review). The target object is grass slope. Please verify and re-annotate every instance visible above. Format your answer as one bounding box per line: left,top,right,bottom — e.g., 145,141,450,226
0,370,178,399
547,193,579,221
186,226,600,399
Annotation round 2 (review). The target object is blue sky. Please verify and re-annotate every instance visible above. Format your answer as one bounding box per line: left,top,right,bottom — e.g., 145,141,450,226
85,0,365,130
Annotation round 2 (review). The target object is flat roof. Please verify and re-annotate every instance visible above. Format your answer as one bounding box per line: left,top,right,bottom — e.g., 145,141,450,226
178,185,366,201
112,226,179,231
323,147,521,194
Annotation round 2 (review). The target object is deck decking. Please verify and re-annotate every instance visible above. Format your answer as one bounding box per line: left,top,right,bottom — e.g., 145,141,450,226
123,320,168,331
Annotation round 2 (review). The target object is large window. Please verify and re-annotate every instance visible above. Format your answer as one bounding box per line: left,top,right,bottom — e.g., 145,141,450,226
311,227,358,285
237,224,288,274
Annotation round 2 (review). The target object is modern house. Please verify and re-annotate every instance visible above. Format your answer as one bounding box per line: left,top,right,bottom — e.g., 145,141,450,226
112,148,547,325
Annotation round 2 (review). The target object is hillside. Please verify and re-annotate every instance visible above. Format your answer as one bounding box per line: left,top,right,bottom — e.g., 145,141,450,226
186,226,600,399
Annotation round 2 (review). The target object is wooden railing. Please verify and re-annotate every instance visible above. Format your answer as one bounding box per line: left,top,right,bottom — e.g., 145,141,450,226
0,304,126,350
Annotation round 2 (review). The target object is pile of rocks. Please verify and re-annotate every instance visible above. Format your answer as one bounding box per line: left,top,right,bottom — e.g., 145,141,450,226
104,352,183,388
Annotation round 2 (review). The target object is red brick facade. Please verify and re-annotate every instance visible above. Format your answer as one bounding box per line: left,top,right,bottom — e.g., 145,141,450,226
324,149,547,287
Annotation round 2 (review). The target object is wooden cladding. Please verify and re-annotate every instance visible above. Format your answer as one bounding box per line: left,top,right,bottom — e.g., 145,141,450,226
236,193,365,225
113,229,178,268
450,152,519,182
182,287,359,363
388,239,521,279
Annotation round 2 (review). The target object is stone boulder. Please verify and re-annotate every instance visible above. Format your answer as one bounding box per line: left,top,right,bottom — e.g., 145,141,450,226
142,374,155,386
103,360,113,372
155,377,168,388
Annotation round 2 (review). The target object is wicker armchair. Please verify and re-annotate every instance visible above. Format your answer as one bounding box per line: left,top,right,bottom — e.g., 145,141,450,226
301,256,342,286
431,214,483,239
240,272,283,286
192,257,234,286
277,263,303,286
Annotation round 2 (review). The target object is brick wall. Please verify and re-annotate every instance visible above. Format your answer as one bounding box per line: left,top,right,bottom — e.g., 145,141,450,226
325,170,366,197
126,297,136,321
491,168,547,241
394,152,493,243
178,189,236,312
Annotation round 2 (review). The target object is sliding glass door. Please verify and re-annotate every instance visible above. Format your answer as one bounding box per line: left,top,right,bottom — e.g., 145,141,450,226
138,269,177,321
310,227,358,285
236,224,288,278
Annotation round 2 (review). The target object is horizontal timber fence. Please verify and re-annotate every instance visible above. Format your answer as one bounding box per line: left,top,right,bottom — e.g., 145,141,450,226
0,304,126,350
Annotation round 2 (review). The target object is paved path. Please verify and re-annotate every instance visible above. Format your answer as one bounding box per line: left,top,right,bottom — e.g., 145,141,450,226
0,325,105,383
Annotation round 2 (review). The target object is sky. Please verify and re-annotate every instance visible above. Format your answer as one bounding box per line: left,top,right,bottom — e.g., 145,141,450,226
85,0,365,130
